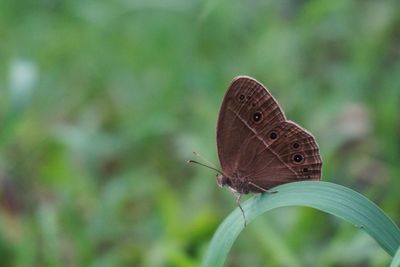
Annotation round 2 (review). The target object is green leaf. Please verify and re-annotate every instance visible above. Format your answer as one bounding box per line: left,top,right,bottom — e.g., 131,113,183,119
391,246,400,267
201,181,400,267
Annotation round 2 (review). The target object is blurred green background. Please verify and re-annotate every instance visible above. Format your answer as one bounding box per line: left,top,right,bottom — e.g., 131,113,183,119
1,1,400,266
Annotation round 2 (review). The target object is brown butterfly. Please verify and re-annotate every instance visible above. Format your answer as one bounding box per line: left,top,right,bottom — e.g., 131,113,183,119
189,76,322,222
216,76,322,194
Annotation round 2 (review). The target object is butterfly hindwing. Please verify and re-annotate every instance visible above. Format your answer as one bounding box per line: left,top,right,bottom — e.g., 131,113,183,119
237,121,322,192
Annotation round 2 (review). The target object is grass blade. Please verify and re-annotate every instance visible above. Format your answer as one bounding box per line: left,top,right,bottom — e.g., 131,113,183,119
202,181,400,267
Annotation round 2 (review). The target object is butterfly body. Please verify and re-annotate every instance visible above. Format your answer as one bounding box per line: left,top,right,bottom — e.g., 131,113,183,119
217,173,251,194
216,76,322,194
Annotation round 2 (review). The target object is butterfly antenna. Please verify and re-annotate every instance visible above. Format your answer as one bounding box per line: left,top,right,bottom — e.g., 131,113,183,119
192,151,219,170
187,160,224,176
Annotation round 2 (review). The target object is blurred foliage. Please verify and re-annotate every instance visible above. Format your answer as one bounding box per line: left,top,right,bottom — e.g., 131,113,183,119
0,0,399,266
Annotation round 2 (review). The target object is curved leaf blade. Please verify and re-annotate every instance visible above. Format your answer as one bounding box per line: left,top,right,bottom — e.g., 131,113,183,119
202,181,400,267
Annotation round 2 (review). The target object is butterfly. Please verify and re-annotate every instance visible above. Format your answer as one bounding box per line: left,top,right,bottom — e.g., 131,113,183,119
190,76,322,223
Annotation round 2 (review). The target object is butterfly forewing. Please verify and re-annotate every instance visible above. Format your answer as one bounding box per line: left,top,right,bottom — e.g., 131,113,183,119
216,76,286,177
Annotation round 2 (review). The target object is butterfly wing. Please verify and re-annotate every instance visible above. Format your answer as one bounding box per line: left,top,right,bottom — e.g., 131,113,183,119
236,121,322,192
216,76,286,179
217,76,322,194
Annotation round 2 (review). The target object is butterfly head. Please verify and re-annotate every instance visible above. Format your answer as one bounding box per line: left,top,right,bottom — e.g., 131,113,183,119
216,174,232,188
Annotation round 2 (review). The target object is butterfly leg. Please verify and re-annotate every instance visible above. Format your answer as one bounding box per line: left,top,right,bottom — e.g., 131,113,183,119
248,182,278,194
234,193,247,227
